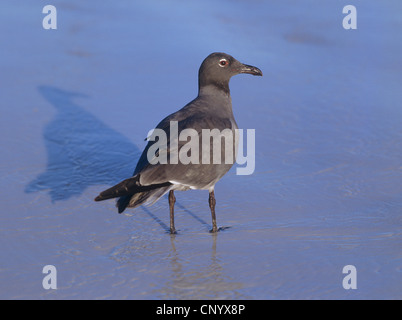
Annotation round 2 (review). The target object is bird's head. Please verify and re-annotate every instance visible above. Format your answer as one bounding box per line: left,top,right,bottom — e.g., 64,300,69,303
198,52,262,94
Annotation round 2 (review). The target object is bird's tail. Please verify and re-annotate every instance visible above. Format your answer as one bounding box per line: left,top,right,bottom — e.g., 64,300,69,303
94,175,172,213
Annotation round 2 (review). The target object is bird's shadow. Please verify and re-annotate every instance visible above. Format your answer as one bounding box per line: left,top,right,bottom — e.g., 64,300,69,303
141,202,210,234
25,85,140,202
26,85,207,233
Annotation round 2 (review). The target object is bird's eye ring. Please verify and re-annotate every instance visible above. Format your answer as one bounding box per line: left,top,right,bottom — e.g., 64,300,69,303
219,59,229,67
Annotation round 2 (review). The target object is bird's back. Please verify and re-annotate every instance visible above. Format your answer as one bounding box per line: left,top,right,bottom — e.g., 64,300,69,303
134,93,238,190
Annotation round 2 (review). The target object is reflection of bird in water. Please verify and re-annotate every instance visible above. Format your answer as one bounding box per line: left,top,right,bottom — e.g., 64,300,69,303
110,232,246,299
25,86,139,202
157,234,246,299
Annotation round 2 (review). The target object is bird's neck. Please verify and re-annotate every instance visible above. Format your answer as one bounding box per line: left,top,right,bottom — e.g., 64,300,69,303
197,84,234,118
198,82,230,97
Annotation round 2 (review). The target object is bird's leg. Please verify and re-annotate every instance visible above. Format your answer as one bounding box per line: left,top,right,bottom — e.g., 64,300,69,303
209,190,218,233
169,190,176,234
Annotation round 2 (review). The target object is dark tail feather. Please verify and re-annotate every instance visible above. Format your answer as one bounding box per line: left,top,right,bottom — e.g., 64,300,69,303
117,185,173,213
94,176,141,201
117,195,132,214
95,175,172,213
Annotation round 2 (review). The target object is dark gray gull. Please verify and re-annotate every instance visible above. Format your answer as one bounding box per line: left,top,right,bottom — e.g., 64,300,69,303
95,52,262,233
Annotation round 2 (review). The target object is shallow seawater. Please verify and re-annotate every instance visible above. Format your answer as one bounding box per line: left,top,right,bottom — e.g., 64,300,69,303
0,0,401,299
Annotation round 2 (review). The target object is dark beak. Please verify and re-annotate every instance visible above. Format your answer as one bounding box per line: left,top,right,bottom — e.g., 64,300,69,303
239,64,263,76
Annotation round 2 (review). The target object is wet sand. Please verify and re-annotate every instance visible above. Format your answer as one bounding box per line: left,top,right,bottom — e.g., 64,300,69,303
0,0,401,299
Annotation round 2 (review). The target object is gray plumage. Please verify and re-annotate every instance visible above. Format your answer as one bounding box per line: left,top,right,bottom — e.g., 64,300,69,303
95,52,262,233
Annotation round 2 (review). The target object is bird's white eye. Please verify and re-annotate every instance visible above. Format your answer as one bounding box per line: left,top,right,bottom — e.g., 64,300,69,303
219,58,229,67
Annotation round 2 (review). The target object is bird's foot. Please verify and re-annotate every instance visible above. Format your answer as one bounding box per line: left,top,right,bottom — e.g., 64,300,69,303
209,226,231,233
